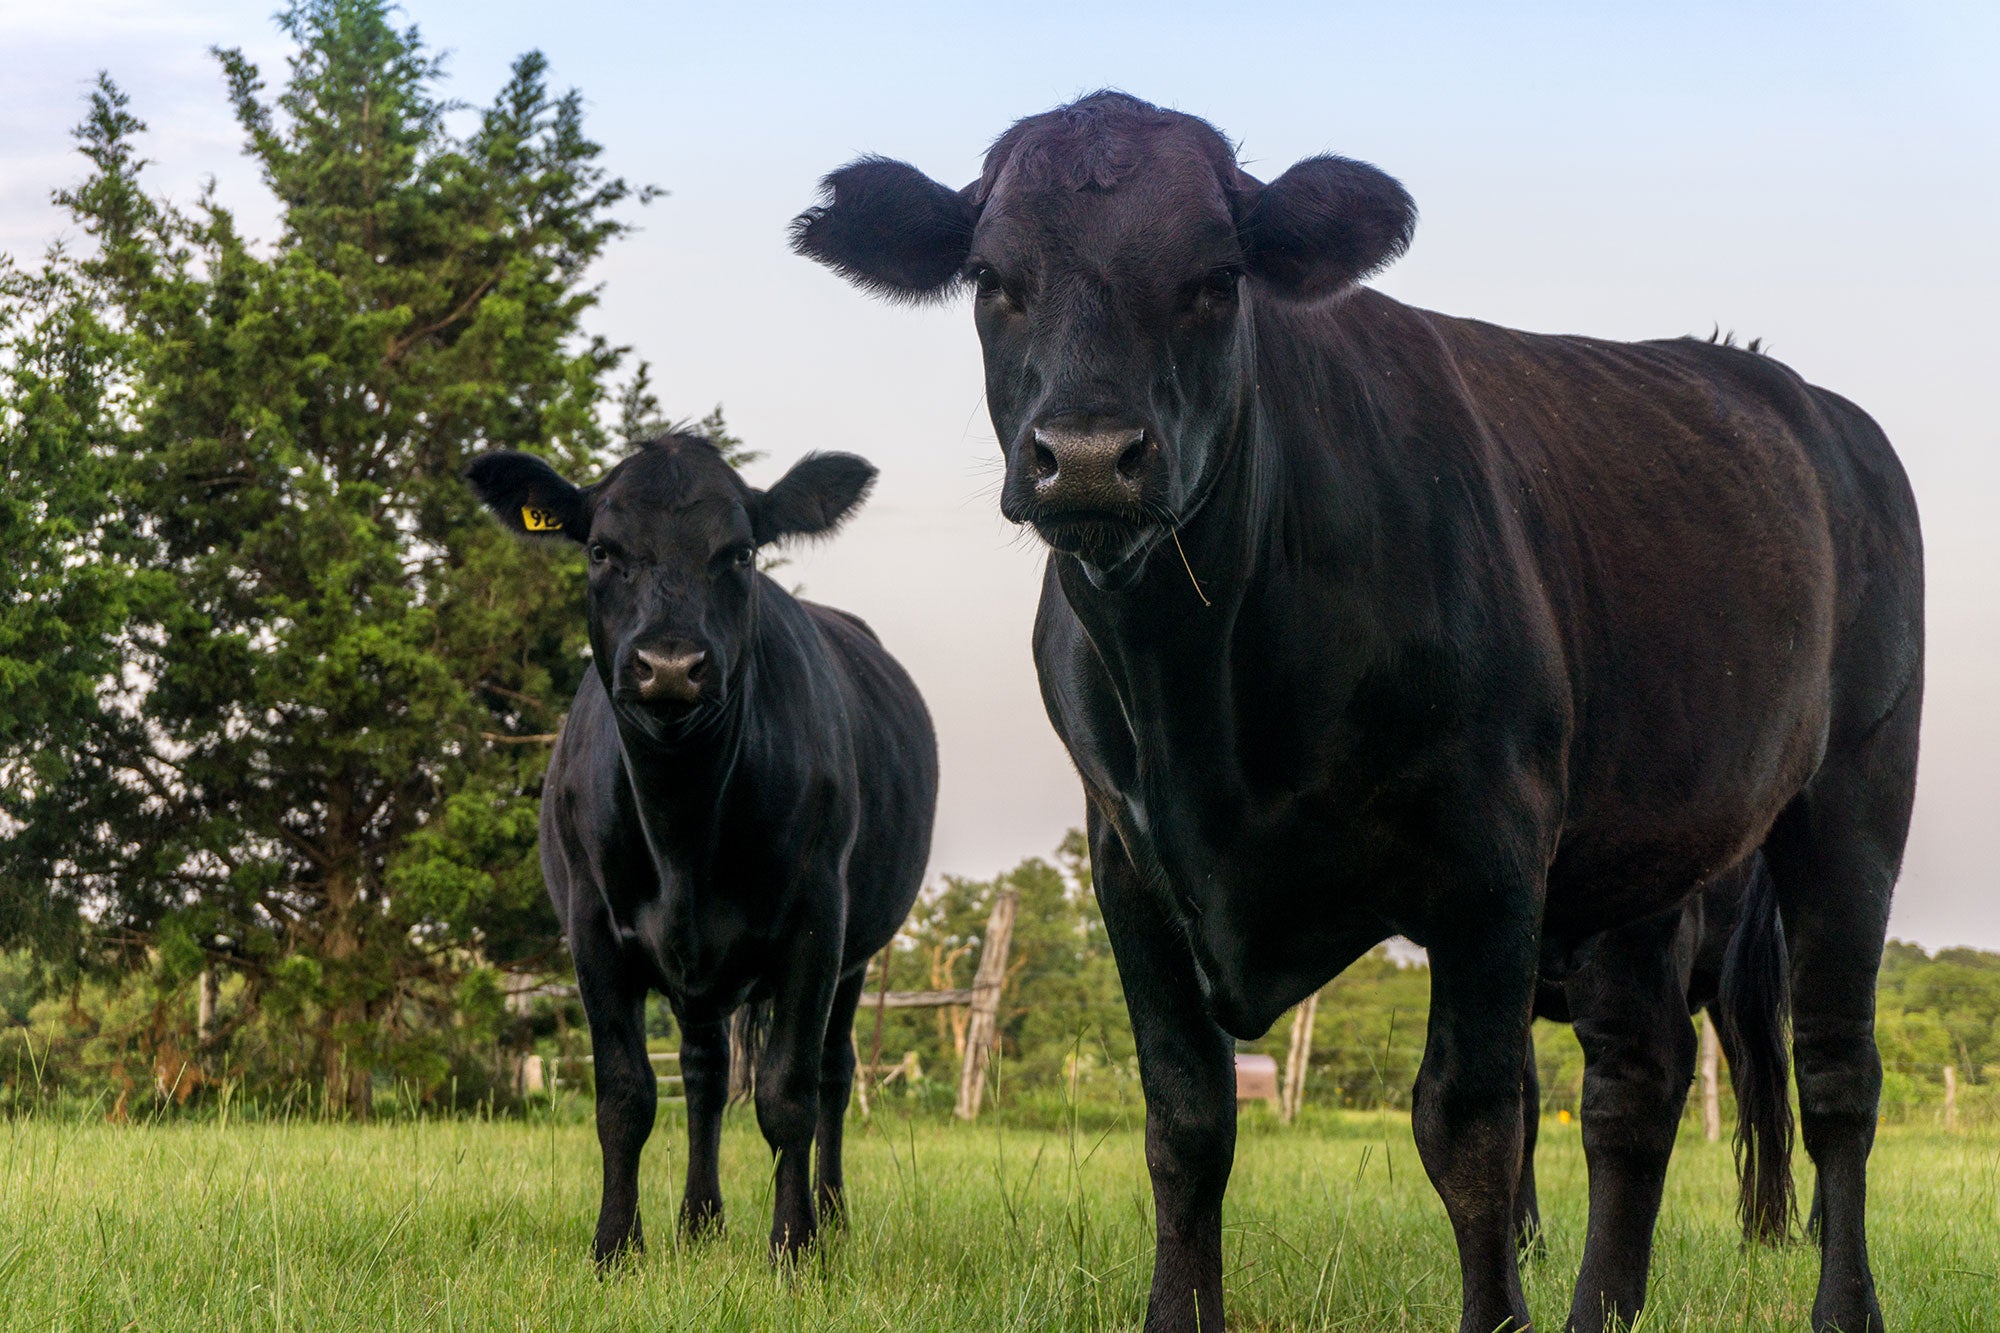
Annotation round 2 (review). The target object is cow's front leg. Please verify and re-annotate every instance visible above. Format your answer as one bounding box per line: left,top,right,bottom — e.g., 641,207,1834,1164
574,921,656,1265
1093,815,1236,1332
754,924,839,1261
1417,910,1539,1333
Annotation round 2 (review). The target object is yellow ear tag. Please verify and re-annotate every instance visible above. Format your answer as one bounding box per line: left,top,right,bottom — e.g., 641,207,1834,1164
521,505,563,532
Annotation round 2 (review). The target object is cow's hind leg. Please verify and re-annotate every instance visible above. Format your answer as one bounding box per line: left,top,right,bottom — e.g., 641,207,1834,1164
813,967,869,1226
1563,910,1698,1333
1763,690,1918,1333
677,1011,729,1238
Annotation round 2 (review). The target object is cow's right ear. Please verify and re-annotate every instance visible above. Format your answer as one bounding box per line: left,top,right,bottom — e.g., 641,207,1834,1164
465,451,589,542
790,157,978,302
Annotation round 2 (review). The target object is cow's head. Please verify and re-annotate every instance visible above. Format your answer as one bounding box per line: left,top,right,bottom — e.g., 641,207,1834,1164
468,436,875,740
793,92,1414,582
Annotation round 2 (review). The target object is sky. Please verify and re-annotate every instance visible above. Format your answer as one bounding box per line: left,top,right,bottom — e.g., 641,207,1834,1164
4,1,1996,947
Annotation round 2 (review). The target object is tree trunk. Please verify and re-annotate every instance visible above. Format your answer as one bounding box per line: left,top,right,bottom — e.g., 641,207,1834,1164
318,819,374,1119
197,966,221,1078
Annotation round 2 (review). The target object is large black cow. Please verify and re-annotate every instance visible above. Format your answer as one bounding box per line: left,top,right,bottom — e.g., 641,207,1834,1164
468,435,937,1262
793,93,1921,1332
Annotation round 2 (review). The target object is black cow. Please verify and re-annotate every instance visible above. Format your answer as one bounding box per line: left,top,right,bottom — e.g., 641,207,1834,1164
468,435,937,1262
794,92,1921,1333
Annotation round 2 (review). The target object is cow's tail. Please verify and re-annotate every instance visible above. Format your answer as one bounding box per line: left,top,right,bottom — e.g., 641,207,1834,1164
727,1000,771,1105
1716,854,1797,1245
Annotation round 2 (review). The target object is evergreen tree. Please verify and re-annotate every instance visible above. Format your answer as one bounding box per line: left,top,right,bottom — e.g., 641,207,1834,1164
0,0,648,1114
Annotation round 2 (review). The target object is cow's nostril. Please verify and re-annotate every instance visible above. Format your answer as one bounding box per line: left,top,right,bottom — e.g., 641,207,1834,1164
1032,439,1059,482
684,651,708,682
1116,432,1150,480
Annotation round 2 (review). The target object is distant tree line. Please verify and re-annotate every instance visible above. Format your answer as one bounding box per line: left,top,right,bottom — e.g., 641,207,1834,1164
5,824,1996,1124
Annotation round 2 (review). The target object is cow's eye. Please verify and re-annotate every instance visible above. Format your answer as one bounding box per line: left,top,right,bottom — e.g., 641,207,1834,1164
1197,267,1241,304
968,265,1021,311
730,546,755,569
587,542,609,565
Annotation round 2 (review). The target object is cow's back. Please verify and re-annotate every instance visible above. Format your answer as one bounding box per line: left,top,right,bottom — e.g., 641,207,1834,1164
1347,296,1920,919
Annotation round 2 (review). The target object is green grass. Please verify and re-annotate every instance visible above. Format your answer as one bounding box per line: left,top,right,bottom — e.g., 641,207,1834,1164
1,1103,1993,1331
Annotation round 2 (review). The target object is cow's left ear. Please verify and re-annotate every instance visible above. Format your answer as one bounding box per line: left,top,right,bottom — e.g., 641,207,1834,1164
751,452,878,547
465,450,590,542
1237,155,1417,301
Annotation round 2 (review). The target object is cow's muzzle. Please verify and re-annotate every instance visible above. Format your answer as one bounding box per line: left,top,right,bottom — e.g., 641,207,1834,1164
1026,419,1156,513
627,642,709,706
1003,416,1165,566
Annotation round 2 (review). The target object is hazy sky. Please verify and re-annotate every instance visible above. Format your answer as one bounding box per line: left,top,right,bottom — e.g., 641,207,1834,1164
5,2,1995,947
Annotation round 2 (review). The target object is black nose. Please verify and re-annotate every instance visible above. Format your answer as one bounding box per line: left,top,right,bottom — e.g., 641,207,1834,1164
1028,418,1155,512
631,644,708,704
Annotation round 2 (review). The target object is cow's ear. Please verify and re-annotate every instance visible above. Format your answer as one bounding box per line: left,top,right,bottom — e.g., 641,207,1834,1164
1238,155,1416,301
465,451,589,542
751,452,877,546
791,157,978,302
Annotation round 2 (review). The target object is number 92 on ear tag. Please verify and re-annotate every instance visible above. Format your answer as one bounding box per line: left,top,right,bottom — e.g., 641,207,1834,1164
521,505,563,532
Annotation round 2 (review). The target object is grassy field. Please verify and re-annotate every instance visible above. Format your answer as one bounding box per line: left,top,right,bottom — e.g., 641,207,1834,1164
1,1102,1993,1331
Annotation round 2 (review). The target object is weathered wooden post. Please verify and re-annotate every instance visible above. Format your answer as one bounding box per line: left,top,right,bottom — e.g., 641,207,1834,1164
1699,1011,1722,1142
955,885,1019,1121
1281,991,1318,1123
858,948,892,1116
1943,1064,1958,1133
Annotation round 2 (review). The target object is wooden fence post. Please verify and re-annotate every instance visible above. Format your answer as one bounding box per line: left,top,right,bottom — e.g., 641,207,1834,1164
955,885,1019,1121
1281,992,1318,1124
1699,1011,1721,1143
858,948,891,1116
1943,1064,1958,1133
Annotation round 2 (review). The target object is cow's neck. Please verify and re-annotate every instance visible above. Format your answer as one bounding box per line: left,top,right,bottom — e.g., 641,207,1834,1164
1056,294,1400,840
612,677,749,880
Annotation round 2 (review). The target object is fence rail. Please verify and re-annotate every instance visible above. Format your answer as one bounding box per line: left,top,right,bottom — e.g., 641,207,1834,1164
529,1050,684,1103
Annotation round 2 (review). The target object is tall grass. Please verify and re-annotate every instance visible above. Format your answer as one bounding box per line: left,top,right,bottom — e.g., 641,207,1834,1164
1,1102,1993,1330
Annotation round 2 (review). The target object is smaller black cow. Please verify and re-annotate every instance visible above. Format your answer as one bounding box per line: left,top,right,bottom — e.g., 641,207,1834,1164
468,435,937,1261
